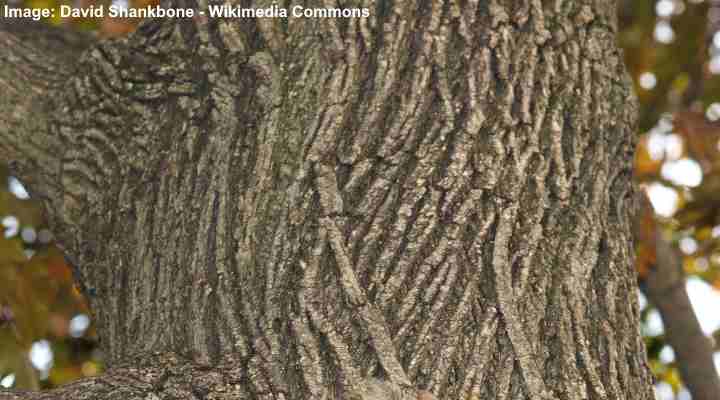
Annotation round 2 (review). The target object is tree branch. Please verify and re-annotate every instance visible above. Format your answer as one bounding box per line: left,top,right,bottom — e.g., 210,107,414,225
644,223,720,400
0,19,93,200
0,352,197,400
0,351,436,400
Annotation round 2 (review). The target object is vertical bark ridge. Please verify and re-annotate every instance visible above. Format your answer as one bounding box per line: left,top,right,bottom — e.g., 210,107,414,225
36,1,654,399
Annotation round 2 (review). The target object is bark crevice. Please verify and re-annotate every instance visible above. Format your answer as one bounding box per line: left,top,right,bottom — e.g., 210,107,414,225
0,1,654,399
0,20,93,202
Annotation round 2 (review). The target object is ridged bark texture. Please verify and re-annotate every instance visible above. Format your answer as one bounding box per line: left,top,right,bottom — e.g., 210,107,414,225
0,0,654,399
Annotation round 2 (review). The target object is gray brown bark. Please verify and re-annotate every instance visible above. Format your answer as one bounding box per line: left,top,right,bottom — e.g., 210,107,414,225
0,1,654,399
0,18,91,202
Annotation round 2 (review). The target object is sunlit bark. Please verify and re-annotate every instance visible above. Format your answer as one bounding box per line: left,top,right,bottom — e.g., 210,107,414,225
0,1,654,399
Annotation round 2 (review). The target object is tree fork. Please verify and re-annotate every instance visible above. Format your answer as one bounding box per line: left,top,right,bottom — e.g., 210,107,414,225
1,1,655,399
0,18,93,203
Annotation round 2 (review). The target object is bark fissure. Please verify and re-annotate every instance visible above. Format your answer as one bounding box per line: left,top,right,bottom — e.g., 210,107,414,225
0,1,653,399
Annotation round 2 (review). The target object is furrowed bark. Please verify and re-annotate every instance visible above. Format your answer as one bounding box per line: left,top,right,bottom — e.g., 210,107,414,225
1,1,655,399
0,19,93,202
0,353,248,400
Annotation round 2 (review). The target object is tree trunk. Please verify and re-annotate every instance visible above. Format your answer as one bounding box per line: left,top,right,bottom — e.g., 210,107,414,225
0,1,655,399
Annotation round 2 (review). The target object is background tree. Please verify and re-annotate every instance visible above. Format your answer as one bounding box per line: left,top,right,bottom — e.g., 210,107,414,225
0,1,655,399
621,1,720,398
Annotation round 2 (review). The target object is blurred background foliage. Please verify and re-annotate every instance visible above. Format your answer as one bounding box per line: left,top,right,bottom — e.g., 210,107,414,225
2,0,720,398
0,165,98,389
0,0,153,390
620,0,720,398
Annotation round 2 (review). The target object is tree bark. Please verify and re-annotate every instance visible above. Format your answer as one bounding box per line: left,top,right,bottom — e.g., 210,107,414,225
0,1,655,399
